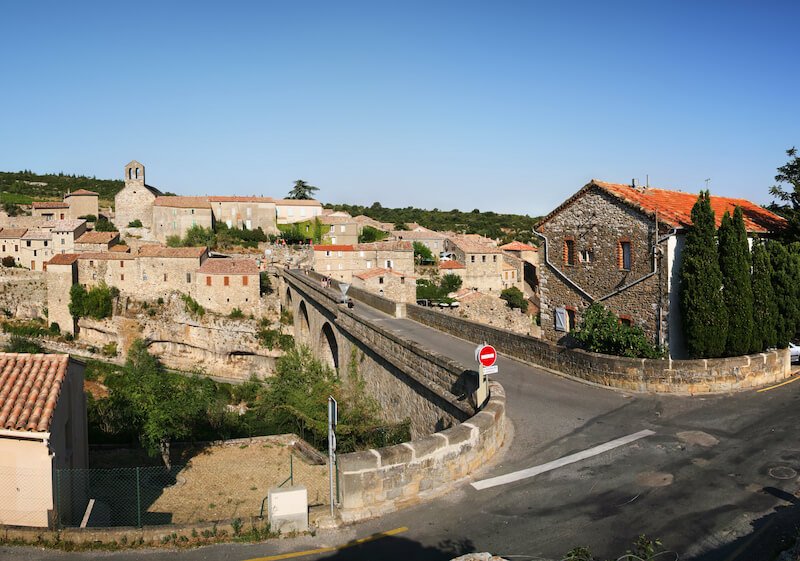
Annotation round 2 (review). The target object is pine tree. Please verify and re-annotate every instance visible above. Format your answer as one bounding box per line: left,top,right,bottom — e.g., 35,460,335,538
718,207,754,356
750,239,778,352
679,191,728,358
768,241,799,347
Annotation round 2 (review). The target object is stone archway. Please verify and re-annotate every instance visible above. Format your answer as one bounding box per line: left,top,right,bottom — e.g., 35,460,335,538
319,322,339,371
297,300,311,344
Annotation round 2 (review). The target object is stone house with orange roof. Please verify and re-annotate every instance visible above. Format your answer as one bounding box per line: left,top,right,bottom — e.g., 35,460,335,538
312,241,414,282
319,215,359,245
114,160,163,229
63,189,99,219
74,231,121,253
151,196,215,242
194,258,260,314
31,201,70,222
535,179,786,358
0,353,88,527
442,235,523,294
207,196,278,233
351,267,417,303
275,199,323,225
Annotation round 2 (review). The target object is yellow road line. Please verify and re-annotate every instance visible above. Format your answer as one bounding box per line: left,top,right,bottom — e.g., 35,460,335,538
757,373,800,393
244,526,409,561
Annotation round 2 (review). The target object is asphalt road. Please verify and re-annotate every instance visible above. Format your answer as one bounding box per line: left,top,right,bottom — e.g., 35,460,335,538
5,301,800,561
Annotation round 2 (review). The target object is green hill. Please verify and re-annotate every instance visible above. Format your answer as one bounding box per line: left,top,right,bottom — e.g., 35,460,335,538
0,170,124,206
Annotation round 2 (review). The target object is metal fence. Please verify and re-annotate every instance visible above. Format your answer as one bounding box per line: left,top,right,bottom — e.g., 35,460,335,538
55,466,184,528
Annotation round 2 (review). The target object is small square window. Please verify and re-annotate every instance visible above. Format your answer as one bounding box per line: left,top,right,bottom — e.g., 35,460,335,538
242,276,249,286
224,276,230,286
206,276,212,286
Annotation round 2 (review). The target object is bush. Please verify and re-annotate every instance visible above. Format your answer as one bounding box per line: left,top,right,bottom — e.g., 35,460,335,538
229,308,244,319
94,217,118,232
500,287,528,312
79,214,97,222
102,342,118,357
181,294,205,317
1,256,15,267
69,283,115,319
573,303,662,359
4,335,44,354
358,226,388,243
260,272,272,296
2,321,50,338
49,322,60,334
127,219,143,228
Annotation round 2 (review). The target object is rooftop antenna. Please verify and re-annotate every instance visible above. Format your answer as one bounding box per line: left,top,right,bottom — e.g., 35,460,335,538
646,174,649,189
704,178,711,191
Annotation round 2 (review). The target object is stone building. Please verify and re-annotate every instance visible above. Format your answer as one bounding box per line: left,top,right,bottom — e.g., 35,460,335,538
0,228,27,265
312,241,414,282
208,196,278,233
319,216,359,245
114,160,162,229
20,230,54,271
63,189,99,219
275,199,323,224
31,202,69,221
46,253,80,333
49,220,87,256
390,228,447,255
442,235,513,293
535,179,787,357
151,197,214,242
352,268,417,303
194,258,260,314
0,353,88,527
74,231,121,253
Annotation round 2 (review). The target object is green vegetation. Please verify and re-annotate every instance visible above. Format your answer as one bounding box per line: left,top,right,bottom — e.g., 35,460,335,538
413,241,434,264
79,214,97,223
573,303,663,359
718,207,754,356
1,256,14,267
2,319,58,339
286,179,318,200
229,308,244,319
768,147,800,242
500,286,528,312
259,272,272,296
416,273,463,302
750,240,779,352
768,241,800,348
167,223,270,249
0,192,34,205
94,217,118,232
679,191,728,358
167,225,215,248
326,202,542,245
3,335,44,354
0,170,123,205
257,319,294,350
358,225,389,243
69,283,116,320
277,218,323,244
181,294,205,317
127,219,143,228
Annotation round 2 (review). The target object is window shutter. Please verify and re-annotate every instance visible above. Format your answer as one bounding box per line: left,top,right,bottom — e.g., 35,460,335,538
555,307,567,332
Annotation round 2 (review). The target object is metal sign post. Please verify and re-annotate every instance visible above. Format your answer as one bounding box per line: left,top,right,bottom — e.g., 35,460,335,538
474,343,497,407
328,396,338,518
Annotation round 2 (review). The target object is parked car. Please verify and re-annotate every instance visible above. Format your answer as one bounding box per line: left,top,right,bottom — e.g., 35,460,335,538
789,342,800,363
439,252,455,262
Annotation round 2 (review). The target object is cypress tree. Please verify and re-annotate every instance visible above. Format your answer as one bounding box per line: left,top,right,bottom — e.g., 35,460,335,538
750,239,778,352
768,241,799,347
718,207,754,356
679,191,728,358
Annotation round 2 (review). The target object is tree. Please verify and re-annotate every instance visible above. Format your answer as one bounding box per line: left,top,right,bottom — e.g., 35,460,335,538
767,241,799,347
679,191,728,358
94,217,118,232
500,287,528,312
440,273,463,294
358,226,388,243
413,241,434,264
287,180,319,200
750,239,778,352
718,207,753,356
768,147,800,241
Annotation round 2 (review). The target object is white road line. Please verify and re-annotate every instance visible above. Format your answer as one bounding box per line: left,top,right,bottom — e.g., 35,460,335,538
471,429,655,491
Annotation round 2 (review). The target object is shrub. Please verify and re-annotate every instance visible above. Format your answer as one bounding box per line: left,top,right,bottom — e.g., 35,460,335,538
49,322,60,334
127,219,143,228
280,309,293,325
573,303,662,359
358,226,388,243
157,297,164,305
1,256,15,267
94,217,118,232
4,335,44,354
229,308,245,319
69,283,114,319
78,214,97,222
181,294,205,317
64,332,74,342
500,287,528,312
260,272,272,296
102,342,118,357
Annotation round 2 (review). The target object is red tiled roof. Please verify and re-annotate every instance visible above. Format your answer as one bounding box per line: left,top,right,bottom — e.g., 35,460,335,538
153,196,211,209
76,231,118,244
447,235,502,254
65,189,98,197
197,258,258,275
391,230,446,240
0,353,70,432
47,254,80,265
109,244,131,253
207,196,275,203
355,241,413,252
137,245,208,258
353,267,416,280
275,199,323,206
0,228,28,239
539,180,787,234
32,201,69,209
500,241,537,252
314,244,355,252
440,261,466,269
48,219,85,232
78,252,136,261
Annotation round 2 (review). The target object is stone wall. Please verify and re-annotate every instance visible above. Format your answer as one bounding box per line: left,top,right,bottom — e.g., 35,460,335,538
0,268,47,319
114,184,156,229
151,205,214,242
337,381,505,521
406,303,792,394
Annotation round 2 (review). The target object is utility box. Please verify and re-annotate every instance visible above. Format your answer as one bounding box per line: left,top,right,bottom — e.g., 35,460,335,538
268,486,308,534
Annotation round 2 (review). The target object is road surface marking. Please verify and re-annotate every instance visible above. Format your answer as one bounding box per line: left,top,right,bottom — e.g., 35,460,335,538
244,526,408,561
757,373,800,393
471,429,655,491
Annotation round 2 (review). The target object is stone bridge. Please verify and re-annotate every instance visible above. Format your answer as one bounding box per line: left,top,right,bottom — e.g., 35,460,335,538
278,269,507,519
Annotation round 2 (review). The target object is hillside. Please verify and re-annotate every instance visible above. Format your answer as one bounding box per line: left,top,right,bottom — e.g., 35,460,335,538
325,202,542,245
0,170,124,206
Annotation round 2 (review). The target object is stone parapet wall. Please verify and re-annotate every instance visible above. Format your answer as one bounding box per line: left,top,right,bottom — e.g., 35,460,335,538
337,381,506,521
0,268,47,318
407,304,791,394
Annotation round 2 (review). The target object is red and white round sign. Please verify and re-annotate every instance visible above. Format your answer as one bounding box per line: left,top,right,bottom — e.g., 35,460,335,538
477,344,497,367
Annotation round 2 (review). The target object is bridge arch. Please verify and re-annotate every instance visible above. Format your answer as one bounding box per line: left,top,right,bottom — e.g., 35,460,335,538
285,287,293,308
297,300,311,344
319,321,339,371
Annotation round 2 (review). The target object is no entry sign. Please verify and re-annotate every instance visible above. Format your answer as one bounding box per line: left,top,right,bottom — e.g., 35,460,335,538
477,344,497,367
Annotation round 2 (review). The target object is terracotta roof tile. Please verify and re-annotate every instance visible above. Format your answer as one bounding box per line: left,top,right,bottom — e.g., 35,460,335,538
32,201,69,209
78,252,136,261
314,244,356,252
65,189,98,197
197,258,258,275
391,230,446,241
500,241,537,251
353,267,416,280
447,235,502,254
153,196,211,209
76,231,118,244
137,245,208,258
355,241,413,252
0,353,70,432
440,260,466,269
48,219,86,232
21,230,51,241
207,196,275,203
109,244,131,253
275,199,323,206
0,228,28,239
47,254,80,265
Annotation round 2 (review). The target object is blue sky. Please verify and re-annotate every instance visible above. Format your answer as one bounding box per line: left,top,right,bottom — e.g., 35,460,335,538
1,1,797,216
